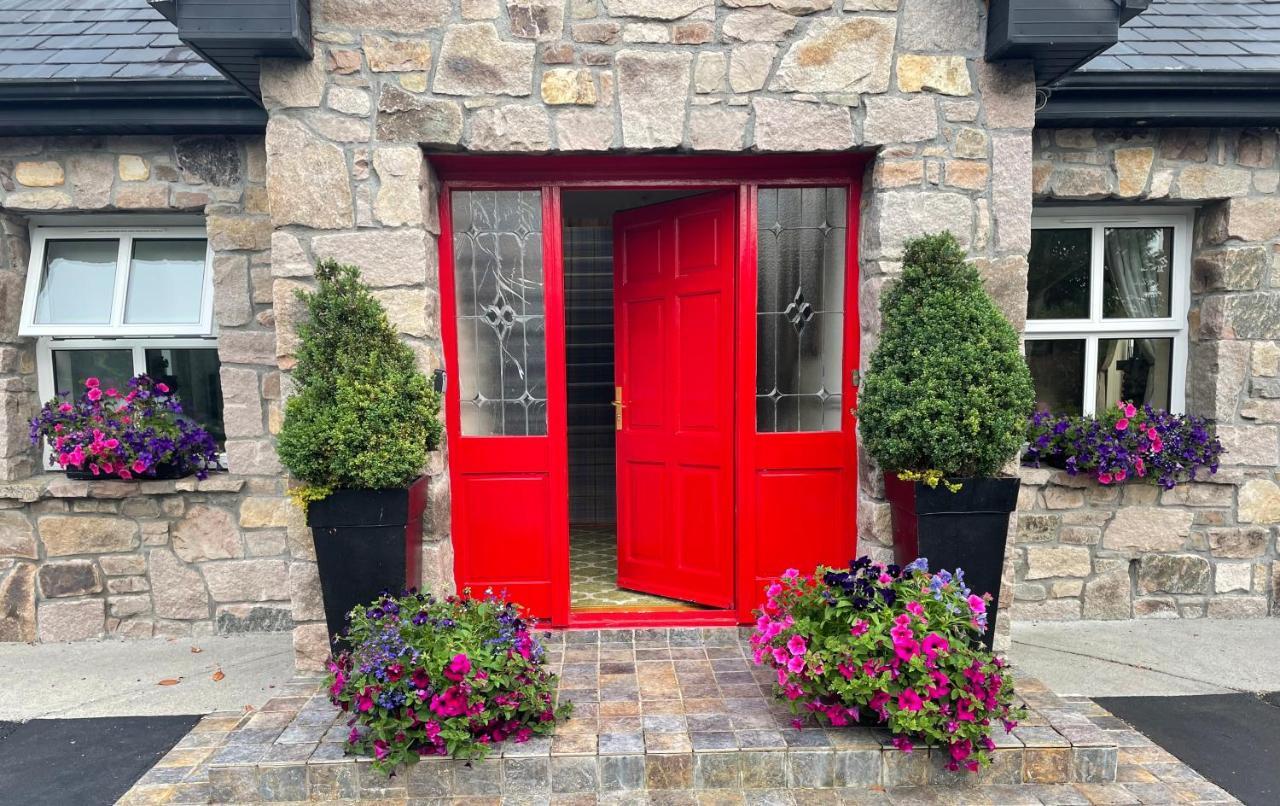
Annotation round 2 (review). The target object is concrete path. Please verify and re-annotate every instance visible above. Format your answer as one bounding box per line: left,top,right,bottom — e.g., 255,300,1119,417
1011,618,1280,697
0,632,295,720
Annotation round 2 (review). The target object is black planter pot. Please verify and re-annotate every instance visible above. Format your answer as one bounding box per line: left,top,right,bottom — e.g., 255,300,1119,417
307,476,428,652
883,474,1019,651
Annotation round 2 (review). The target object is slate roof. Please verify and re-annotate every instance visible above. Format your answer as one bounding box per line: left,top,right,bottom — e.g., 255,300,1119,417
0,0,221,81
1083,0,1280,71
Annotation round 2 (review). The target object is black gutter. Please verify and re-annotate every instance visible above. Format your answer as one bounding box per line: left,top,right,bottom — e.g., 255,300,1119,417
0,79,266,136
1038,71,1280,128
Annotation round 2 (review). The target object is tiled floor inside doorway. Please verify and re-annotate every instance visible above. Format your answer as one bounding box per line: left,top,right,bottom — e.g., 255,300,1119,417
570,526,708,612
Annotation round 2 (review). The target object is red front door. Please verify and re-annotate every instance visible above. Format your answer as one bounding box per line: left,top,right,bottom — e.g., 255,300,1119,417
612,191,736,608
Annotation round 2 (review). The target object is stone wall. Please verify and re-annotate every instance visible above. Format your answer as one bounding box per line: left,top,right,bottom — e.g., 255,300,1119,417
1011,127,1280,620
0,135,307,643
259,0,1036,664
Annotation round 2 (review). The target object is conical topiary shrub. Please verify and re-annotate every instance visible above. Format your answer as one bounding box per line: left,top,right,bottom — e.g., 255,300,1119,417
277,259,442,502
857,232,1034,481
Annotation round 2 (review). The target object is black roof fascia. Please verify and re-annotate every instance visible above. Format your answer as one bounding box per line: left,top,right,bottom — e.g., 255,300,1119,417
165,0,313,102
987,0,1152,86
0,80,266,136
1037,71,1280,128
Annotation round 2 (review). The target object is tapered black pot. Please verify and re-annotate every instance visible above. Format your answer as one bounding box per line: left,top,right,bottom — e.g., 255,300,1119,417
307,476,428,652
883,474,1019,651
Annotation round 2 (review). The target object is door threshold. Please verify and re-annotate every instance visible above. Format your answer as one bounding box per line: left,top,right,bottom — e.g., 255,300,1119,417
566,609,739,628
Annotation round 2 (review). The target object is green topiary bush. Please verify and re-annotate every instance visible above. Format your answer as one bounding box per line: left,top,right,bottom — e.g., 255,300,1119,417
857,233,1034,481
277,260,442,502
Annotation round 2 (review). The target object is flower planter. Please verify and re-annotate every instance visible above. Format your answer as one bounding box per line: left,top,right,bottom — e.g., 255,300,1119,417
307,475,428,650
883,474,1019,650
65,461,190,481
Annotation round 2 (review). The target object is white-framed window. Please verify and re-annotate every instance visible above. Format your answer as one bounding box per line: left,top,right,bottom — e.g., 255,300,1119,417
1026,207,1192,417
21,226,225,458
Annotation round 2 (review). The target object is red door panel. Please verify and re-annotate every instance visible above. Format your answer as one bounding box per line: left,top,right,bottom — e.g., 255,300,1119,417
736,184,860,621
614,191,736,609
440,187,568,623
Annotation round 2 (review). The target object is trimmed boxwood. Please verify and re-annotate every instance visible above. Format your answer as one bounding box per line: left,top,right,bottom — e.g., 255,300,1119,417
857,233,1034,480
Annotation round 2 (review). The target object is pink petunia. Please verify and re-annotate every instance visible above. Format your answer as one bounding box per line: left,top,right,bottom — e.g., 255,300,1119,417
87,388,102,402
787,655,806,674
1124,402,1137,418
772,647,789,666
1115,417,1129,431
897,689,923,712
850,620,869,637
905,601,925,619
967,594,986,614
1097,472,1113,485
766,583,782,599
786,634,807,656
781,568,799,580
891,735,914,754
84,377,100,389
374,739,389,760
58,403,72,414
156,383,170,393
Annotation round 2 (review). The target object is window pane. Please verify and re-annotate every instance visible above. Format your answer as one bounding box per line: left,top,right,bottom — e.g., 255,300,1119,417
35,240,118,325
145,348,225,446
451,190,547,436
1096,338,1172,412
1028,229,1090,320
755,187,846,433
125,240,208,324
52,349,133,397
1103,227,1172,319
1026,339,1085,416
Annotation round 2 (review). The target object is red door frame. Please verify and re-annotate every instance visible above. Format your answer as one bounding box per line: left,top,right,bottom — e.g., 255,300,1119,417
433,154,869,629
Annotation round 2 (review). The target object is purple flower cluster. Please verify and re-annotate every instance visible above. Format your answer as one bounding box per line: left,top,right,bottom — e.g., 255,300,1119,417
29,374,220,480
1024,401,1223,490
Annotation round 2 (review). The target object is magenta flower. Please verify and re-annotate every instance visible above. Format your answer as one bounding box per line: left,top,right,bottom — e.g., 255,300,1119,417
373,739,389,760
445,653,471,681
787,655,806,674
84,377,100,389
766,583,782,599
897,689,923,712
781,568,799,580
1115,417,1129,431
772,647,788,665
892,735,914,753
850,620,869,637
967,594,986,614
905,600,925,619
786,634,807,656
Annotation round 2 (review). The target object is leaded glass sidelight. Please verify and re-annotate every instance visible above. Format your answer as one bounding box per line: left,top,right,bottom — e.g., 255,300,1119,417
451,190,548,436
756,187,847,433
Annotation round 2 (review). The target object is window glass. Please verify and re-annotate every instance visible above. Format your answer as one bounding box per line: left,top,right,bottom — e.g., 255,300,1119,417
125,240,208,324
755,187,846,433
1026,340,1086,416
1103,227,1172,319
35,240,118,325
145,348,225,446
1096,338,1172,412
1027,229,1090,320
451,190,547,436
52,349,133,397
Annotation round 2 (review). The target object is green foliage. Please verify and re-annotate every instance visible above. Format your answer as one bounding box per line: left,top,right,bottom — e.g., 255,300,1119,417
857,233,1034,479
328,590,571,773
276,259,442,494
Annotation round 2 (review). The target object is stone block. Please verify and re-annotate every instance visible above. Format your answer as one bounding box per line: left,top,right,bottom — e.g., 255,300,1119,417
364,35,432,72
728,44,776,94
1082,569,1131,620
292,622,330,672
1174,165,1253,200
316,0,449,31
203,559,290,602
723,9,796,42
1024,545,1092,579
1207,596,1269,618
265,117,353,230
38,598,104,642
1214,562,1251,593
1101,507,1193,553
869,191,972,259
219,366,264,439
617,50,691,149
15,161,64,187
0,563,36,642
467,105,552,151
1113,147,1154,197
1208,527,1270,558
0,511,35,559
752,98,854,152
897,54,970,95
604,0,710,19
173,505,243,562
770,17,895,94
375,86,464,146
434,24,534,96
99,555,146,576
39,516,138,556
554,108,616,151
863,95,938,144
688,108,748,151
239,497,290,529
216,603,294,633
260,57,325,109
541,68,597,105
37,560,102,598
1137,554,1211,595
217,331,277,366
1217,425,1279,467
1224,197,1280,243
149,549,209,620
326,86,370,117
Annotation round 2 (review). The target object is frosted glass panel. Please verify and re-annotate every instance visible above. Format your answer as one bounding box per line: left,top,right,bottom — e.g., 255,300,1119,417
451,190,547,436
34,240,117,324
755,187,846,433
125,240,208,324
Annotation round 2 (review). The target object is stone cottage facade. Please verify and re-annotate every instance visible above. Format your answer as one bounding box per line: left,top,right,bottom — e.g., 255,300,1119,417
0,0,1275,668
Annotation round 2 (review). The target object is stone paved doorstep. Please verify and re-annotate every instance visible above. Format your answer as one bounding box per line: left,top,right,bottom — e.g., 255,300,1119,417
115,629,1240,805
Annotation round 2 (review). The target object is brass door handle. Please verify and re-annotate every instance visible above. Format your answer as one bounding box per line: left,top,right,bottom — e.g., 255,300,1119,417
612,386,625,431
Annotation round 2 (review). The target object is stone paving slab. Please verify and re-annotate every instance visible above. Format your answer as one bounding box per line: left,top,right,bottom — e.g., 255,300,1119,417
116,629,1240,805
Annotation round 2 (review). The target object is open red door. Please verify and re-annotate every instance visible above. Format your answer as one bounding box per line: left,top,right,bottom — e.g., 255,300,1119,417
612,191,736,609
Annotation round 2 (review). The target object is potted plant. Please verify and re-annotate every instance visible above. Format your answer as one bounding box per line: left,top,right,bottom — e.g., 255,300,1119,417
750,557,1023,772
30,374,220,481
857,233,1034,648
328,588,571,772
277,260,443,649
1026,402,1224,489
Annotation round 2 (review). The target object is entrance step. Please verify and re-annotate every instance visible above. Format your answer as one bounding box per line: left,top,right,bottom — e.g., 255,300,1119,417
161,629,1124,802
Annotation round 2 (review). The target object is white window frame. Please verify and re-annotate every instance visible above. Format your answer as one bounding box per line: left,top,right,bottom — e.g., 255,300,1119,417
19,225,214,338
1028,206,1193,417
